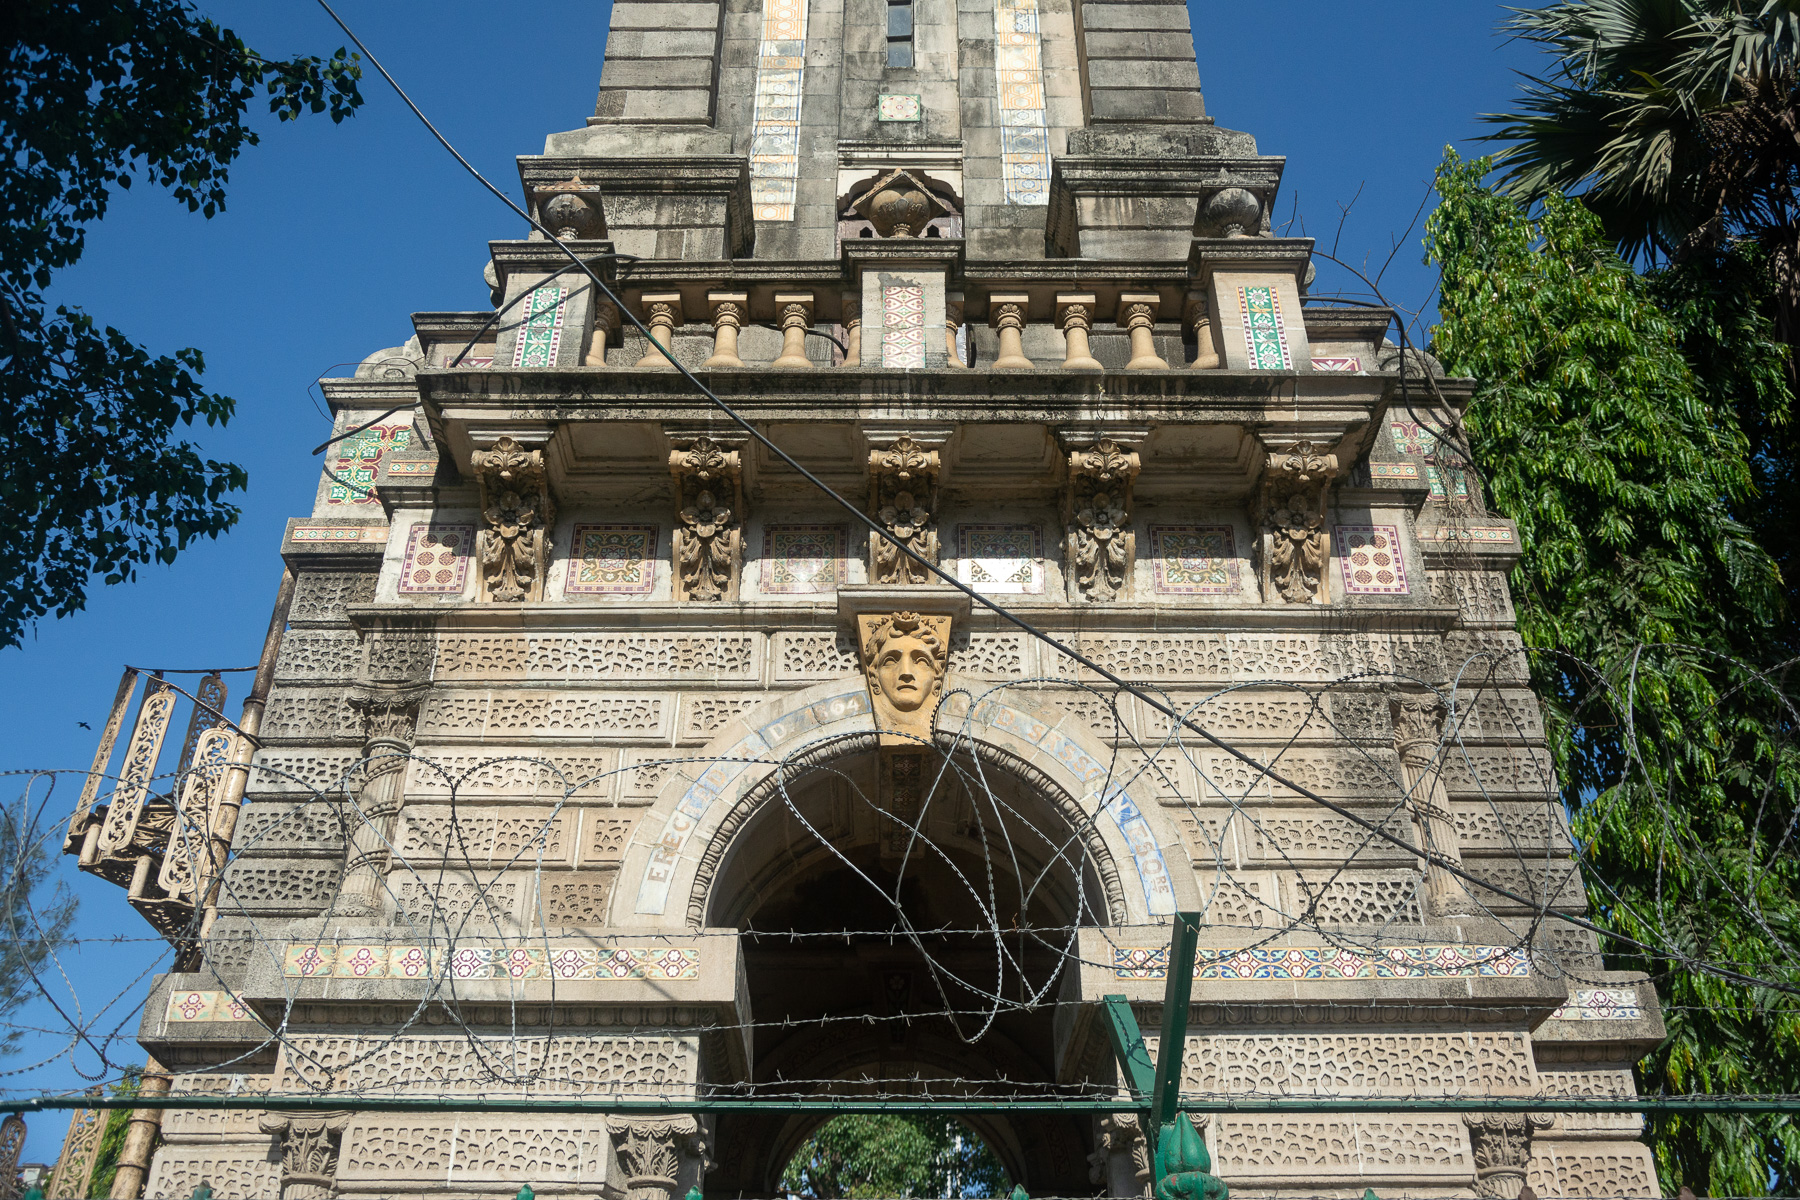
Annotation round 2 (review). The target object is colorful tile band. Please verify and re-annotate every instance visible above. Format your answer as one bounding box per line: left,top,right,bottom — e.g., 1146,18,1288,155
1550,987,1641,1020
1111,944,1531,980
994,0,1050,205
282,943,701,982
1239,285,1292,370
749,0,809,221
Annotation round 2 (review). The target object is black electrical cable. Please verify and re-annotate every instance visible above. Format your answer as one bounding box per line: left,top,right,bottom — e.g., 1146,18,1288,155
311,0,1800,999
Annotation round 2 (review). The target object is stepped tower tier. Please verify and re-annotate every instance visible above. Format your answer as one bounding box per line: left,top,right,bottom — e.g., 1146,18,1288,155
60,3,1665,1199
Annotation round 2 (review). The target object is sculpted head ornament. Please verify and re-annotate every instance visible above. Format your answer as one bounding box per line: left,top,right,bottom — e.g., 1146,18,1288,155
857,611,953,744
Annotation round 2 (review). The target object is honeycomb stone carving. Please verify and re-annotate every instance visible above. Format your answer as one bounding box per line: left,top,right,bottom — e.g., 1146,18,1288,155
217,864,341,912
1181,1032,1533,1095
1463,858,1585,911
289,572,379,625
585,815,638,862
1465,691,1547,740
278,1034,697,1096
949,632,1028,677
622,753,679,799
435,634,757,680
236,802,345,852
404,750,615,800
1191,875,1272,926
680,695,765,740
1231,809,1417,865
163,1070,274,1138
1427,569,1514,620
392,876,522,929
777,632,861,678
543,872,616,924
1056,635,1230,682
1214,1118,1468,1177
274,631,361,681
1116,749,1184,799
1441,748,1558,798
337,1118,609,1183
1454,802,1573,852
1526,1142,1657,1198
420,693,667,740
1536,1068,1643,1136
366,629,436,683
1285,871,1424,925
1142,694,1341,740
1443,631,1532,684
143,1146,282,1200
396,808,572,865
1199,749,1401,798
249,750,364,795
260,693,361,743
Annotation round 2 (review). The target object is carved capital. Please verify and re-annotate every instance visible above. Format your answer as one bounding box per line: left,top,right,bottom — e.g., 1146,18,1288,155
1253,440,1339,604
470,436,555,603
1066,439,1140,603
259,1111,351,1200
857,610,952,747
1464,1113,1552,1200
606,1115,709,1200
669,436,743,602
1090,1112,1152,1197
867,435,941,584
1391,689,1447,767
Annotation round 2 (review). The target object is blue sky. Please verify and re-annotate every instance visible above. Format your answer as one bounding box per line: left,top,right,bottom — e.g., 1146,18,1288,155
0,0,1542,1160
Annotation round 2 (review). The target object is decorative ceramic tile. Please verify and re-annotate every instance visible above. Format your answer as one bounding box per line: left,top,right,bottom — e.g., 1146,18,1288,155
1389,420,1440,456
1148,525,1238,595
282,943,701,981
1416,525,1515,544
994,0,1050,205
290,524,388,544
566,524,658,596
1311,355,1362,373
1111,944,1531,980
164,989,262,1025
457,356,494,368
957,524,1044,594
385,460,436,477
511,283,567,368
1425,462,1471,500
1550,987,1641,1021
1368,462,1421,482
1238,284,1292,370
398,524,473,595
749,0,809,221
1336,524,1408,595
881,284,927,369
328,423,411,505
761,525,848,594
878,93,921,121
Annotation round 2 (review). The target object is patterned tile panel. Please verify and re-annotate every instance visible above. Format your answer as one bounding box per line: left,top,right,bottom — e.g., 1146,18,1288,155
566,524,658,596
1368,462,1421,482
878,93,921,121
749,0,809,221
291,524,389,545
880,284,927,369
328,423,411,505
1416,525,1515,544
510,283,567,368
398,524,473,595
1149,525,1239,595
164,989,263,1025
282,943,700,981
1311,355,1362,373
1336,524,1409,595
1389,420,1440,456
1550,987,1641,1021
994,0,1050,204
1111,944,1531,980
1239,284,1292,370
957,524,1043,594
761,525,848,594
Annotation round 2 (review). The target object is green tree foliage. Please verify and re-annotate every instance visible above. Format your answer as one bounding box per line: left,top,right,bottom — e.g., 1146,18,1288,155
0,0,363,649
780,1115,1011,1198
1427,149,1800,1197
0,795,75,1059
86,1067,139,1200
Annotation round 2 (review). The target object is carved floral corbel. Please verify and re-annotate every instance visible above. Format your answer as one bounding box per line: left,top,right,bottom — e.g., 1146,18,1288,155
868,436,941,585
1252,440,1338,604
1066,438,1141,602
258,1111,351,1200
669,436,743,602
470,436,555,603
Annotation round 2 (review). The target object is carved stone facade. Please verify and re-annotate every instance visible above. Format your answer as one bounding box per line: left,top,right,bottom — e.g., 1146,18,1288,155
111,3,1665,1198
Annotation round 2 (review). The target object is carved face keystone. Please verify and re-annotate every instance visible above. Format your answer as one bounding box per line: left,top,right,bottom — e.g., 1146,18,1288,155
877,635,939,712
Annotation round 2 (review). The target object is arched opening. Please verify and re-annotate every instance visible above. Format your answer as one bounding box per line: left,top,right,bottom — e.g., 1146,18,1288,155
780,1114,1012,1198
699,737,1114,1196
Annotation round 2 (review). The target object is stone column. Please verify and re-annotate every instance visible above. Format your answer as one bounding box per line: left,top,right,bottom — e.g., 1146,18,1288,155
867,435,941,585
107,1057,171,1199
1186,293,1221,369
471,436,555,603
1118,293,1169,370
1065,438,1140,602
1057,294,1104,371
771,292,815,368
585,300,619,366
635,293,683,368
1088,1113,1152,1199
1252,440,1338,604
702,293,747,368
669,435,743,601
258,1112,351,1200
329,690,423,918
945,292,966,367
606,1116,709,1200
842,296,863,365
989,293,1033,368
1392,690,1477,919
1464,1113,1552,1200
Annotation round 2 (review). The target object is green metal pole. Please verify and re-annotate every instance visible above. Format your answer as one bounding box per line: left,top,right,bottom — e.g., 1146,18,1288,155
1151,912,1202,1135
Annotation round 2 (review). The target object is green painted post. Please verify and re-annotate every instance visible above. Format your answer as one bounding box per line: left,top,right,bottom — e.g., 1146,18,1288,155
1101,993,1156,1135
1008,1184,1028,1200
515,1184,535,1200
21,1186,43,1200
1150,912,1202,1135
685,1187,704,1200
188,1186,213,1200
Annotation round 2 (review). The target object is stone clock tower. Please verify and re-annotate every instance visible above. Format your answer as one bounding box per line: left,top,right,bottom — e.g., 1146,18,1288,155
64,1,1665,1197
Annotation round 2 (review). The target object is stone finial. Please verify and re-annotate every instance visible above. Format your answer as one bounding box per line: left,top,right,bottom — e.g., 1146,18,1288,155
842,296,863,366
1463,1113,1552,1200
1066,438,1140,603
857,610,952,746
1253,441,1337,604
534,176,607,240
635,293,683,369
1197,186,1261,239
1118,293,1169,370
853,168,951,237
988,293,1034,369
586,300,620,367
1056,294,1104,371
771,292,816,368
1186,294,1220,369
702,293,747,369
867,435,941,584
945,292,967,368
258,1112,351,1200
470,436,555,603
669,435,743,602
